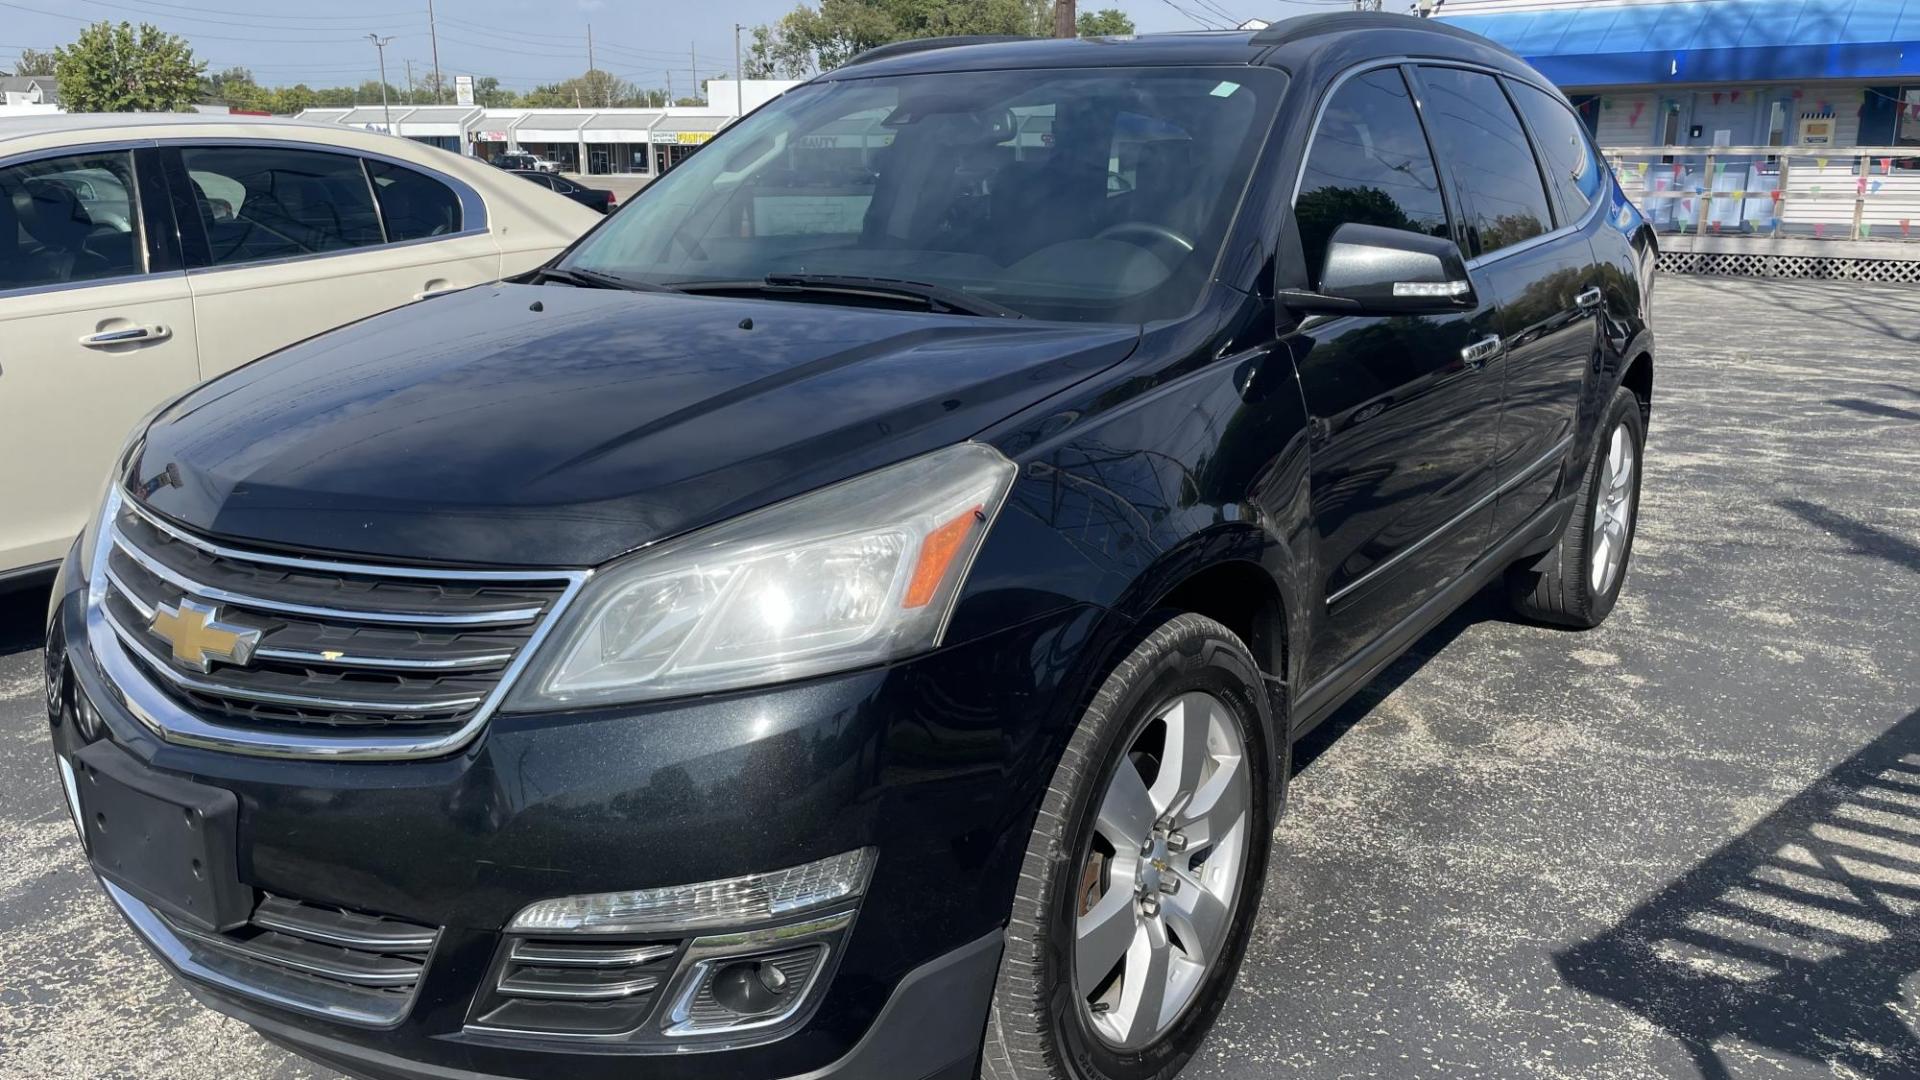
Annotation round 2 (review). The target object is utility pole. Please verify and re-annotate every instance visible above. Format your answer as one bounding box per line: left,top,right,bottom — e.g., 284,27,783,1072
367,34,394,131
404,58,415,105
733,23,745,114
426,0,444,104
666,69,673,106
691,41,698,106
1054,0,1075,38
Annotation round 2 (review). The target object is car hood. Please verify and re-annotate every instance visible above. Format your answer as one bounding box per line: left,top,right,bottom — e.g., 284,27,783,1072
131,284,1136,567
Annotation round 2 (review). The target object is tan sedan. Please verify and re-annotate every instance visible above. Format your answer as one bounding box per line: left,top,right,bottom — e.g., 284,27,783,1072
0,114,601,583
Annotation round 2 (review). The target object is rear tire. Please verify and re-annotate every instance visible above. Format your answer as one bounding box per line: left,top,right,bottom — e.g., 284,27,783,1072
981,613,1278,1080
1508,387,1645,628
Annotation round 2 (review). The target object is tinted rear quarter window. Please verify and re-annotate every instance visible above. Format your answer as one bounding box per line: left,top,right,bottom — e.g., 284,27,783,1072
1507,80,1604,224
366,159,462,240
181,145,382,266
1294,67,1450,282
1415,66,1555,257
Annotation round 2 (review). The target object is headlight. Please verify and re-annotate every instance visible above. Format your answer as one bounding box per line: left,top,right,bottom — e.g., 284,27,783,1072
508,442,1017,709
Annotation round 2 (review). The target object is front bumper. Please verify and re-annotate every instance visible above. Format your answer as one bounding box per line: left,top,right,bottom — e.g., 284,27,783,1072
45,542,1104,1080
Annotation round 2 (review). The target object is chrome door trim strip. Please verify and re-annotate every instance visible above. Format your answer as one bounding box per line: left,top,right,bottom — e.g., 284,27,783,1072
1325,434,1573,608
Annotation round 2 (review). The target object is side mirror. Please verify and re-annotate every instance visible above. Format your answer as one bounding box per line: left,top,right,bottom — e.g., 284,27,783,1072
1280,223,1477,317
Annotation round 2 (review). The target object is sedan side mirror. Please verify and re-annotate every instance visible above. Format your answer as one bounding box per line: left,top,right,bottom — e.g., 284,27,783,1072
1280,223,1477,317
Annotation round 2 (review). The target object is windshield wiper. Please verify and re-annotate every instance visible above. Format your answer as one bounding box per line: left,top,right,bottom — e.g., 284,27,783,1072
672,273,1022,319
529,266,678,293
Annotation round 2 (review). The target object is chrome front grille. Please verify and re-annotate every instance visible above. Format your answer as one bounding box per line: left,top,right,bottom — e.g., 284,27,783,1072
88,492,587,759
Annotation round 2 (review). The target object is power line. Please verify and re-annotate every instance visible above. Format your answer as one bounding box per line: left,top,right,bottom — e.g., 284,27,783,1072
0,0,387,42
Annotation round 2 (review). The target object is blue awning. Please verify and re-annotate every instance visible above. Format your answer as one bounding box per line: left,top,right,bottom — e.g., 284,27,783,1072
1437,0,1920,86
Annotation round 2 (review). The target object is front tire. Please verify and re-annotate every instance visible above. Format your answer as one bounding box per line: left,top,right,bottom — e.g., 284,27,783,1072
981,613,1277,1080
1508,386,1646,628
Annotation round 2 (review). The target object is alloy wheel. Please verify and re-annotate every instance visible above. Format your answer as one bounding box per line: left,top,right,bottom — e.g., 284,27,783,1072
1073,691,1251,1050
1589,420,1637,596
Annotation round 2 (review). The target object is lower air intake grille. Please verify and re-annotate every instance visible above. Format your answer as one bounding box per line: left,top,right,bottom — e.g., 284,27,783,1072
142,892,439,1026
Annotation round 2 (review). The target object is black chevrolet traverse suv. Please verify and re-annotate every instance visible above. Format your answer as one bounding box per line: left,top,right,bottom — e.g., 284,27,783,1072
44,14,1654,1080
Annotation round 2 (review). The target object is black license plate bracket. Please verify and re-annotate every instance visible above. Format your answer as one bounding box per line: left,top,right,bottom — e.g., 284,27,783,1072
74,740,252,933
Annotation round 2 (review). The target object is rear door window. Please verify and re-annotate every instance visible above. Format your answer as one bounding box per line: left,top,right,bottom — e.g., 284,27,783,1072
1294,67,1451,283
1414,66,1556,258
1507,80,1604,224
180,145,383,266
365,159,462,241
0,150,145,289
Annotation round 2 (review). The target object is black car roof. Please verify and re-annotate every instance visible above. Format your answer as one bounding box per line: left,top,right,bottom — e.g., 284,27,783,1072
820,12,1529,81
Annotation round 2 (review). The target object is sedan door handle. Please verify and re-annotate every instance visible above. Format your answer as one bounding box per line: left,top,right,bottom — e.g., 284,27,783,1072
1460,335,1503,371
79,325,170,347
1575,287,1605,310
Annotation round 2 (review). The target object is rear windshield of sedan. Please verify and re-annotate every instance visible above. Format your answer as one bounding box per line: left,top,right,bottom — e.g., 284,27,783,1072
563,66,1284,322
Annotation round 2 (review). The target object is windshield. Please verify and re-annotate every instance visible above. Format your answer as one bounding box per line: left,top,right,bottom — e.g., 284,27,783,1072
562,66,1283,322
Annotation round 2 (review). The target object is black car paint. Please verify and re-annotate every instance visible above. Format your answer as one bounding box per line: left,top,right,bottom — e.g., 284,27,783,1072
47,19,1654,1080
509,169,614,213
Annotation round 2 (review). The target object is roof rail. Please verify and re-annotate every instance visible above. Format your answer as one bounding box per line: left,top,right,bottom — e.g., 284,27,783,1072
840,35,1035,68
1249,11,1519,58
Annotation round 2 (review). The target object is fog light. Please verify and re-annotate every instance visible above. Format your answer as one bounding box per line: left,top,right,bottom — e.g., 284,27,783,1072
507,848,875,935
711,959,790,1015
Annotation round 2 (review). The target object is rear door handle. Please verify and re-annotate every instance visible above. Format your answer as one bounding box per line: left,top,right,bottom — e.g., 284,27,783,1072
1461,335,1502,370
79,325,170,347
1576,287,1604,310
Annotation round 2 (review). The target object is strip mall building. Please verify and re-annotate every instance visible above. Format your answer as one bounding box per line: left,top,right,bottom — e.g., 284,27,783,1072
1433,0,1920,274
296,80,797,178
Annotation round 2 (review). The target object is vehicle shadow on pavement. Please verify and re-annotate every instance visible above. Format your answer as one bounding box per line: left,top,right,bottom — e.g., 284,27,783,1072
1291,587,1508,774
1556,705,1920,1079
0,584,51,658
1778,498,1920,576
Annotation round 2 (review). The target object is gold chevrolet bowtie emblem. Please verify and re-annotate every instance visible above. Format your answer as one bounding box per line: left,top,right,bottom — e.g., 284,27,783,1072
148,599,261,673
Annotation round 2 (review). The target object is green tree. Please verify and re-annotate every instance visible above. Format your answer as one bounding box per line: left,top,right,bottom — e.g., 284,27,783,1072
750,0,1051,76
1076,8,1135,36
12,47,57,75
55,21,202,112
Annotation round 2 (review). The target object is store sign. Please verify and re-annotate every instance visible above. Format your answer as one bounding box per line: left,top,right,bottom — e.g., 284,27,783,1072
650,130,714,145
455,75,475,107
479,130,509,142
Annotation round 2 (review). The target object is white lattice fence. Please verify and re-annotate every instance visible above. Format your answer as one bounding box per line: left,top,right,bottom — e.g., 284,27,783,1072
1657,250,1920,282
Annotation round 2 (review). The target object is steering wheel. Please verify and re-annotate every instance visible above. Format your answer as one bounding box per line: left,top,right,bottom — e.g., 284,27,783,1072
1095,221,1195,258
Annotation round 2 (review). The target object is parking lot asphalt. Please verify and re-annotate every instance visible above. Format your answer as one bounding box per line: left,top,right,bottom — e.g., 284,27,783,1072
1,275,1916,1079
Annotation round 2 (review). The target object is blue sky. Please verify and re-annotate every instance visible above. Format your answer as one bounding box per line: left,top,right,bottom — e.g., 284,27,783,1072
0,0,1342,98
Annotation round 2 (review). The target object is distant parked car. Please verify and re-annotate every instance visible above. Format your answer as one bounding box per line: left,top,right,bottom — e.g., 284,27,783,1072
0,113,602,585
510,169,617,213
494,149,560,174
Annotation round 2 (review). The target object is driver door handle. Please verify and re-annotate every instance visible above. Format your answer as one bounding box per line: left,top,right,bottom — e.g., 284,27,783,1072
1461,335,1502,371
79,325,170,348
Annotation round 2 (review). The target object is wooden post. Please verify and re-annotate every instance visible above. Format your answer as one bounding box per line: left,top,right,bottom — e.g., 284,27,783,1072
1055,0,1076,38
1696,153,1714,235
1774,155,1790,235
1853,153,1870,239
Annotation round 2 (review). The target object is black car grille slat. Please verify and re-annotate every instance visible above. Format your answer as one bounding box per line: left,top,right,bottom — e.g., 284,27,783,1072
115,509,553,623
101,499,573,734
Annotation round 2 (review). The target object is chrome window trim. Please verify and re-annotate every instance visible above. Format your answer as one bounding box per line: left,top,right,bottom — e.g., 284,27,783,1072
1326,434,1573,608
0,141,157,298
162,137,489,275
0,268,186,302
86,489,592,761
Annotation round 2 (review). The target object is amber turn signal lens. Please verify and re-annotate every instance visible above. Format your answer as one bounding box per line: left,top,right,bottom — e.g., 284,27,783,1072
903,506,984,609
